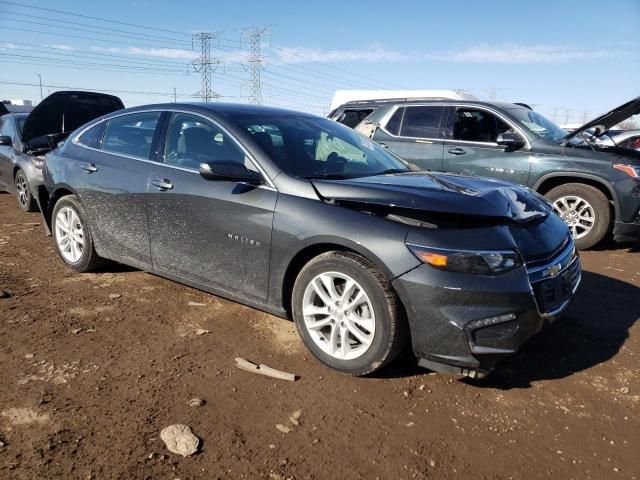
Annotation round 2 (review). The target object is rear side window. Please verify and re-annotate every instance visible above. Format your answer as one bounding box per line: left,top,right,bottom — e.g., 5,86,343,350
336,109,374,129
102,112,161,159
77,122,106,149
384,107,404,135
400,106,445,138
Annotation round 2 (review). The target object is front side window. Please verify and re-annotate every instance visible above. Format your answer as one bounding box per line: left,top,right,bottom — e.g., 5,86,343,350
0,117,16,140
335,109,374,129
453,108,513,143
400,106,445,138
164,113,246,170
229,114,409,179
102,112,160,159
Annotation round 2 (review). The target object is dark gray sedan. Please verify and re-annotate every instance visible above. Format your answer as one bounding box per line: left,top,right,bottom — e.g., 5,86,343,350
38,103,579,377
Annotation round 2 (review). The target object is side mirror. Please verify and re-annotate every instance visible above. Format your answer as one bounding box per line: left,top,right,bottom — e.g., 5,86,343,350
497,132,525,150
0,135,12,147
199,161,261,184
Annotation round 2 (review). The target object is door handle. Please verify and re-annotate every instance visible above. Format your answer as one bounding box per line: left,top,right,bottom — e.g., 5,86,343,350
81,162,98,173
378,142,388,148
151,179,173,190
448,148,467,156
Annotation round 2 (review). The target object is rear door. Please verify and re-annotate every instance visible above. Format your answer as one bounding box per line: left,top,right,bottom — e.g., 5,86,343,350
71,111,161,269
146,111,277,301
372,105,447,171
443,106,532,185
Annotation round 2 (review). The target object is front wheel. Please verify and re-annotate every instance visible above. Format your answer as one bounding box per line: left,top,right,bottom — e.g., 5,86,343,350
52,195,105,272
544,183,611,250
292,251,407,376
15,169,38,212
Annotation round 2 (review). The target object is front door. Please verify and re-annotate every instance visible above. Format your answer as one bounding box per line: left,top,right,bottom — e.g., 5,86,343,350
147,111,276,301
372,105,447,171
443,106,532,185
71,111,162,269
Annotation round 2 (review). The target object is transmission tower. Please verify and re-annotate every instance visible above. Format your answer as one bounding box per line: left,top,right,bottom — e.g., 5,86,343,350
192,32,222,102
240,25,272,104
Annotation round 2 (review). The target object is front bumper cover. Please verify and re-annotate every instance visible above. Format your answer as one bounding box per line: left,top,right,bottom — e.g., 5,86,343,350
392,243,581,377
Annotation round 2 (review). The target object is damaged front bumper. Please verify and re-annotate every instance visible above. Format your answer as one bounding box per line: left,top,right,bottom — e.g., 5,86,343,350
392,238,581,378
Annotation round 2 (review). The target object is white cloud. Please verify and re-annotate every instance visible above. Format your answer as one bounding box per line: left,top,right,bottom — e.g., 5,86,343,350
424,44,622,64
271,44,411,64
43,44,74,51
91,46,199,60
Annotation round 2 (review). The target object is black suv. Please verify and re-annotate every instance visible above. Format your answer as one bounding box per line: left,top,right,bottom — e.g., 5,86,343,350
330,97,640,249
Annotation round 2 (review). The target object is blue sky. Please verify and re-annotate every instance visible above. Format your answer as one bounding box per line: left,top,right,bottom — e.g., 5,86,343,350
1,0,638,124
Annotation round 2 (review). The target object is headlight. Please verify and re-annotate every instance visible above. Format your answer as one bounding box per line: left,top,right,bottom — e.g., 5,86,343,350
613,164,640,178
406,244,522,275
31,156,45,169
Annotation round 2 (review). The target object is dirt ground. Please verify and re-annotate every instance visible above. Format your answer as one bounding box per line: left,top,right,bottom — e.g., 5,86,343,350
0,192,638,480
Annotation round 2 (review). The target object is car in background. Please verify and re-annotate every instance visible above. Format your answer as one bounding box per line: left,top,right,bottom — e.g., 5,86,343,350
0,91,124,211
329,97,640,249
38,102,579,378
0,101,34,117
597,129,640,151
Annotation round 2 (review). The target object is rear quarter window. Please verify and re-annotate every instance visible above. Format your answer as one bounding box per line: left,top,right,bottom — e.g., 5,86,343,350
101,112,161,159
77,122,106,149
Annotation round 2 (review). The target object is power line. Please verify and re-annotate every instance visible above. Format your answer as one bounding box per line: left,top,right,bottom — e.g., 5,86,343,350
0,80,193,97
0,0,190,37
1,11,193,46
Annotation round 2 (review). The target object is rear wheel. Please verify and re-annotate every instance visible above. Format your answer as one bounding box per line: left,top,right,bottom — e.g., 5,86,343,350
15,169,37,212
544,183,611,250
52,195,105,272
292,251,407,376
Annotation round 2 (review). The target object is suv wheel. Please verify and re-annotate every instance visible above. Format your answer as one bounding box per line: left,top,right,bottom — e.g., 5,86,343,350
545,183,611,250
52,195,105,272
15,169,38,212
292,251,407,376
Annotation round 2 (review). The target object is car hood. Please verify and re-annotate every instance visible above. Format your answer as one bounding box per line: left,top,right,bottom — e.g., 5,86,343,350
562,96,640,143
21,91,124,151
312,172,552,222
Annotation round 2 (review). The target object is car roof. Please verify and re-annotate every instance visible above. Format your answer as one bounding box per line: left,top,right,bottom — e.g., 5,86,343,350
122,102,319,118
0,112,29,120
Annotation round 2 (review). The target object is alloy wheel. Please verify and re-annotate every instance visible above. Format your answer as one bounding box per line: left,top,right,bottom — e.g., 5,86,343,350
552,195,596,240
15,171,29,209
301,272,376,360
55,206,85,263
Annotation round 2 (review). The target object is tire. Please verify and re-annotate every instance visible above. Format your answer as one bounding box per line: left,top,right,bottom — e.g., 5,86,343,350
14,169,38,212
544,183,611,250
51,195,106,272
292,251,407,376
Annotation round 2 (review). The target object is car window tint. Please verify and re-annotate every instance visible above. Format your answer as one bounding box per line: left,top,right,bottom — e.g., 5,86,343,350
77,122,105,149
385,107,404,135
164,113,246,170
102,112,160,159
453,108,513,143
400,106,445,138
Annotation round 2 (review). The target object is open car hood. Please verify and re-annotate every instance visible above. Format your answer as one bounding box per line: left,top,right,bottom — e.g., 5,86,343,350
312,172,551,223
562,96,640,143
21,91,124,151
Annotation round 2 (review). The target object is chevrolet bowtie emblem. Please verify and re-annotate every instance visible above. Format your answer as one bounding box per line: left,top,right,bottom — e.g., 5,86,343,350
544,263,562,278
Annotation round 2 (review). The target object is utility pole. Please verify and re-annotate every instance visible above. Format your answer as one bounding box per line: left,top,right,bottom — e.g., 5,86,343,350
582,111,589,123
173,87,177,102
37,73,43,101
191,32,222,102
240,25,272,104
552,106,559,123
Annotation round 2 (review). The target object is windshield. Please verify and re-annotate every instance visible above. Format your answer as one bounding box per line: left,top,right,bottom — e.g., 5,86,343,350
229,114,410,179
17,116,26,136
506,107,568,143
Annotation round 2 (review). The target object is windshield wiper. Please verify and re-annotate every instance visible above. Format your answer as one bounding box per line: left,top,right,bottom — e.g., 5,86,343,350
302,173,351,180
372,168,410,176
